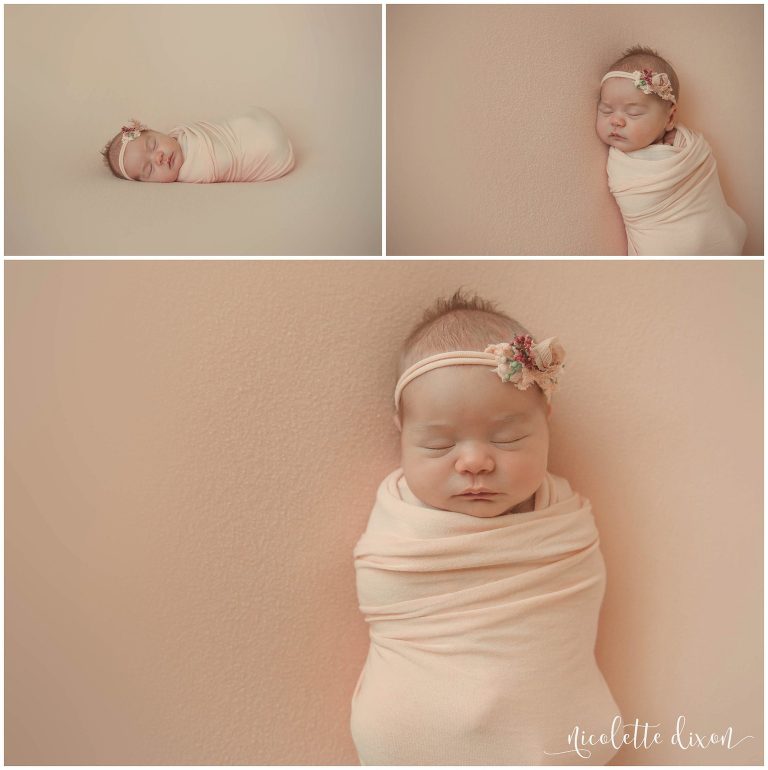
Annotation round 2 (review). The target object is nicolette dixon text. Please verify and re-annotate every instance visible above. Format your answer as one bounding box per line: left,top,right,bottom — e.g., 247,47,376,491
544,715,754,759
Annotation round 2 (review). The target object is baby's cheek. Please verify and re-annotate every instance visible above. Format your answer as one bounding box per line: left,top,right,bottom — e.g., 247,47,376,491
507,443,547,478
402,453,445,498
402,452,432,482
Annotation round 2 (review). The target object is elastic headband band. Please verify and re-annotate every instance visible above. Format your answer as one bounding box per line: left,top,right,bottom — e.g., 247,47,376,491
600,69,676,103
117,119,148,181
394,336,566,410
395,351,498,409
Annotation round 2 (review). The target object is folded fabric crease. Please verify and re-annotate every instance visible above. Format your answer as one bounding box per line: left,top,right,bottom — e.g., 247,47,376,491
607,124,746,255
169,106,295,184
350,468,622,766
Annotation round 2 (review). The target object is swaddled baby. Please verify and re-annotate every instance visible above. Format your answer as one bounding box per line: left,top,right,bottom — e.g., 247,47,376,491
350,289,622,765
100,107,294,183
596,45,746,255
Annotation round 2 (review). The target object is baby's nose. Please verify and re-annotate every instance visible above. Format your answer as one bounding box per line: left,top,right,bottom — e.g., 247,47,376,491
455,444,494,474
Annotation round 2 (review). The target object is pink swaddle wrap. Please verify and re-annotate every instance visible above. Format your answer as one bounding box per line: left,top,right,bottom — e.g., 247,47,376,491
350,468,622,765
607,124,746,255
169,107,295,184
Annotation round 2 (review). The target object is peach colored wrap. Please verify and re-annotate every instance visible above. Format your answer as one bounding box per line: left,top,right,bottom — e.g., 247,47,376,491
350,468,622,765
169,107,295,184
607,124,747,255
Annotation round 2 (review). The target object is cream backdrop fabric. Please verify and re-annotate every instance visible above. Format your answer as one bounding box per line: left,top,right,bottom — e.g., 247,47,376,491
5,5,380,255
607,125,747,256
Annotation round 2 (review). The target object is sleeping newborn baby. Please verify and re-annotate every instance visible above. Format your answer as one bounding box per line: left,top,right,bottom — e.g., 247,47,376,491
596,45,746,255
100,106,294,183
350,290,622,765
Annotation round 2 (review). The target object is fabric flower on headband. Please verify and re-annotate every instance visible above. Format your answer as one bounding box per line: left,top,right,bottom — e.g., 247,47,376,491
121,119,147,143
484,335,566,399
633,69,676,103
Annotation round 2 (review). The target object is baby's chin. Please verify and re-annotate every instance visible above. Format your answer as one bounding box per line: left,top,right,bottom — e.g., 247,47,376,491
601,134,643,152
144,173,179,183
157,159,182,182
417,493,533,518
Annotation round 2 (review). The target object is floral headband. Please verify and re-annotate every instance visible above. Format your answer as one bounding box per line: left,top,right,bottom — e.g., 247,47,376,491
601,69,676,103
117,119,148,181
394,335,566,409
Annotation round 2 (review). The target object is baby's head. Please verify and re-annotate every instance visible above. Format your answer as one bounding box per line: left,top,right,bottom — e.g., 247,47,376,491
393,289,564,518
100,119,183,182
596,45,679,152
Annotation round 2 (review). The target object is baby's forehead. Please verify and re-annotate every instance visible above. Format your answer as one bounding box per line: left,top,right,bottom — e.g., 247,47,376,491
599,77,651,104
122,130,164,173
122,131,148,161
403,365,535,413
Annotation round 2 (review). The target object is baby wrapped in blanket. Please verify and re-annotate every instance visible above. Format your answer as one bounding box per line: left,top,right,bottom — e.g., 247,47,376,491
350,290,622,765
100,107,294,183
596,46,746,255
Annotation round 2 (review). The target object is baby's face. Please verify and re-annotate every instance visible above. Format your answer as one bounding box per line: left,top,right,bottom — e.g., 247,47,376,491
121,130,183,182
596,77,676,152
398,365,551,517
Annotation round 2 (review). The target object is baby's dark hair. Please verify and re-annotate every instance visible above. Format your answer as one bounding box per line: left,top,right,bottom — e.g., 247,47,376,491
608,44,680,103
397,288,533,378
99,128,154,180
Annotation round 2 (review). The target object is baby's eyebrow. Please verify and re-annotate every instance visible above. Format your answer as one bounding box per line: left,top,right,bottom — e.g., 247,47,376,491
494,412,529,422
412,421,451,432
413,412,529,432
599,100,645,108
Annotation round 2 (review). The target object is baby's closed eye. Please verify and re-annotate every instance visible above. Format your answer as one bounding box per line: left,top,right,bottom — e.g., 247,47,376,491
419,437,528,451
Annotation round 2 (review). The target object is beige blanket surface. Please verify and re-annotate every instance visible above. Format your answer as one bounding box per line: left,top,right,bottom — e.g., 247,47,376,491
607,124,746,256
350,468,622,765
169,107,295,184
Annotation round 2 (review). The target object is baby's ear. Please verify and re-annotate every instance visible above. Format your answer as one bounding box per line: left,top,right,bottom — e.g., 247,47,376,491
667,103,678,127
392,412,402,432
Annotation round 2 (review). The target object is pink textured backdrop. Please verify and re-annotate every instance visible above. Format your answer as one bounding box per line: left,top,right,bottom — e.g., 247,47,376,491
6,260,763,764
387,4,762,256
